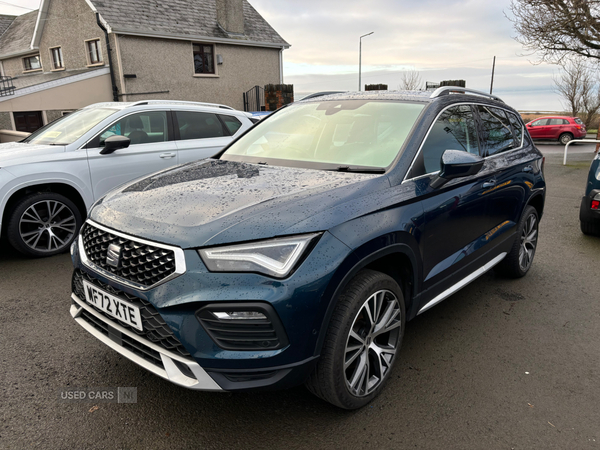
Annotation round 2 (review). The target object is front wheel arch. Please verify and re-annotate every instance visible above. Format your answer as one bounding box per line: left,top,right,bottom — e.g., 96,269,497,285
312,239,420,359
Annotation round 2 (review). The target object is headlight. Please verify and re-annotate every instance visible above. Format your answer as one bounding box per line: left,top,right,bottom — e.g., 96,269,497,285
198,233,321,278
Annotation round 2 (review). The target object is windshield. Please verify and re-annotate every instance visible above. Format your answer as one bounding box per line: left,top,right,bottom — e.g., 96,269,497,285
23,108,118,145
221,100,424,169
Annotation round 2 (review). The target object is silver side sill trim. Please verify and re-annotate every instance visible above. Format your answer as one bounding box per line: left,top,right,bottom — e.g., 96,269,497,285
71,293,222,391
417,252,507,315
79,219,187,291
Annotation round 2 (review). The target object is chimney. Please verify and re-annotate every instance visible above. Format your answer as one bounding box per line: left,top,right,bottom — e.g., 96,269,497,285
216,0,245,35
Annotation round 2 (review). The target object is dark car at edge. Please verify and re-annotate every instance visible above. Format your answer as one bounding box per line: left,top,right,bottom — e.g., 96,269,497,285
69,88,546,409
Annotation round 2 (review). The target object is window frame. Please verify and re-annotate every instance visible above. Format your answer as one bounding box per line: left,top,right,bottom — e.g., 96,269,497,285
404,102,527,183
22,54,42,72
192,42,217,77
49,46,64,71
85,38,104,67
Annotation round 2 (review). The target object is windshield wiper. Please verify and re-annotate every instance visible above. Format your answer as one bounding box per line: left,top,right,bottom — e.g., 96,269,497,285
333,166,386,174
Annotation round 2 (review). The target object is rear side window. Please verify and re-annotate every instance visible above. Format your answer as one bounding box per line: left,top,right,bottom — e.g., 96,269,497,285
507,112,524,148
219,115,243,135
412,105,480,177
476,106,516,156
175,111,225,140
548,118,564,125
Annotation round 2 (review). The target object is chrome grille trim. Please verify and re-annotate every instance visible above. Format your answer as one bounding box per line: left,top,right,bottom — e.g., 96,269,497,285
79,219,186,291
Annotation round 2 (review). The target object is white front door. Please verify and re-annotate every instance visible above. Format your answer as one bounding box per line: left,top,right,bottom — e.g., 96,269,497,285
86,110,178,200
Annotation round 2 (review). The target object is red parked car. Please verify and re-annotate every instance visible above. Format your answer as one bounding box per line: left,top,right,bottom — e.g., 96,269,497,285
525,116,587,145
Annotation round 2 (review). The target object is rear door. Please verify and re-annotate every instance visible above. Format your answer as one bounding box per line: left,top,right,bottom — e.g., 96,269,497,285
476,106,533,248
173,110,233,165
85,110,178,200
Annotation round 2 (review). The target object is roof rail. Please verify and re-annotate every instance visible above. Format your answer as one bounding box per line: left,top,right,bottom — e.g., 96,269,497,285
430,87,504,103
128,100,235,110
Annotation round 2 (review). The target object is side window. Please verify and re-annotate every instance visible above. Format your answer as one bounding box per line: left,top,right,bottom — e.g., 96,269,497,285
531,119,547,127
98,111,169,146
562,119,570,125
219,114,242,135
507,112,524,148
413,105,480,177
548,118,563,126
476,106,516,156
175,111,225,140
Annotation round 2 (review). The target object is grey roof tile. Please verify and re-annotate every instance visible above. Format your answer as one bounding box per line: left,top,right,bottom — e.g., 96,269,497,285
0,14,16,38
0,10,37,57
90,0,288,46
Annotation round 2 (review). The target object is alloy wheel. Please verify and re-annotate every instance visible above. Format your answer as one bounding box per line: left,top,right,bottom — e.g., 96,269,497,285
18,200,77,253
519,213,537,271
344,289,402,397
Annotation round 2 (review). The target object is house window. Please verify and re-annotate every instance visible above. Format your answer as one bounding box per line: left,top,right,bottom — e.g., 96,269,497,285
23,55,42,71
193,44,215,74
50,47,64,70
86,39,103,65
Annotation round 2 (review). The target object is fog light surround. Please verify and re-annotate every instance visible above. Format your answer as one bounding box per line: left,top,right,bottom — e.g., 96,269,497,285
196,302,289,351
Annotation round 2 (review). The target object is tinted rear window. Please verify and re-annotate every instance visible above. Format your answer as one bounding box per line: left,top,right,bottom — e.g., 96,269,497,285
477,106,516,156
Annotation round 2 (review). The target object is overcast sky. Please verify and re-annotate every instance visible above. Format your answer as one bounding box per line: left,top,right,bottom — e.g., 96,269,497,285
3,0,563,111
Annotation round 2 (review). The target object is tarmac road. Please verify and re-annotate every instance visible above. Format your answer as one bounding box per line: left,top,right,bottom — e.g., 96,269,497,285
1,142,599,449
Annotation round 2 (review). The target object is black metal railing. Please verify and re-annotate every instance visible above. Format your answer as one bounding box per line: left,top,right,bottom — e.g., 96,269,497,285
0,76,15,96
243,85,265,112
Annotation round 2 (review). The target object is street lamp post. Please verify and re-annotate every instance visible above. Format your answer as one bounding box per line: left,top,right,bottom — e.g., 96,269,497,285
359,32,374,91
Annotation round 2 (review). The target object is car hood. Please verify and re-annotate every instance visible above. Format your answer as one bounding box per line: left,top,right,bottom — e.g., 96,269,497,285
90,159,390,248
0,142,66,167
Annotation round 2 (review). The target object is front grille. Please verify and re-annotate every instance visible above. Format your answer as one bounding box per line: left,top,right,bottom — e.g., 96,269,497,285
72,269,191,358
196,303,289,351
81,222,177,287
79,309,164,368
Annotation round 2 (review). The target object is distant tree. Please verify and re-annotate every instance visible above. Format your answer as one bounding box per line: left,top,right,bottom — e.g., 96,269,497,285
399,70,422,91
509,0,600,64
554,58,600,128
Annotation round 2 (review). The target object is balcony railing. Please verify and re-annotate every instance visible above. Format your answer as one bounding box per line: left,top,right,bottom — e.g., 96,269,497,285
0,76,15,96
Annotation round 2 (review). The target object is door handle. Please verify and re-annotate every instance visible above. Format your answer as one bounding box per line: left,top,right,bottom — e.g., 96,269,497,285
159,152,176,159
482,180,496,189
523,165,533,173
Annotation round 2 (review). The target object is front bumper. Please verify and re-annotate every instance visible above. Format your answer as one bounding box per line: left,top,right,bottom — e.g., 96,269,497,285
70,293,222,390
70,225,352,391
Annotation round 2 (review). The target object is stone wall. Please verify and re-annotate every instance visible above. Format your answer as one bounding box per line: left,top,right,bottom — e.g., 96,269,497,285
0,111,12,130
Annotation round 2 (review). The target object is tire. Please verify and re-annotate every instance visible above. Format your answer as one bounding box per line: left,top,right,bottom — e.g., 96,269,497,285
580,219,600,236
306,269,405,409
559,133,573,145
6,192,82,257
495,205,539,278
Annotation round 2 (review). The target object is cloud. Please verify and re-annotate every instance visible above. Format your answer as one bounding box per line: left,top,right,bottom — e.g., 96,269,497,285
252,0,563,110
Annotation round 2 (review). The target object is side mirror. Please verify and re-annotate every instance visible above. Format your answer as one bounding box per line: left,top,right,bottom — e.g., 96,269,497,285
100,135,130,155
430,149,484,189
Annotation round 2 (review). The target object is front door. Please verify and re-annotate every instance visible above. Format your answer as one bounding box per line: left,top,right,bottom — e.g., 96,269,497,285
407,105,494,304
14,111,44,133
86,110,178,200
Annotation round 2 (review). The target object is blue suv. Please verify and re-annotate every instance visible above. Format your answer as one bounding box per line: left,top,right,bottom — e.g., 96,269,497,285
70,88,546,409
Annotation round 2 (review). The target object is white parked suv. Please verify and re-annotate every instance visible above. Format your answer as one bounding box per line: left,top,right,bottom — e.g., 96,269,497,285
0,100,254,257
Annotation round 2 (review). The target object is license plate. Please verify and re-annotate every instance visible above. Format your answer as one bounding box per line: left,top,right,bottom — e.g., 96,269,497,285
82,280,143,331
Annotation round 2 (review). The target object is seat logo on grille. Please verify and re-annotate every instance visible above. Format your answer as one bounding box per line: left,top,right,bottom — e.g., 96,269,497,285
106,244,122,268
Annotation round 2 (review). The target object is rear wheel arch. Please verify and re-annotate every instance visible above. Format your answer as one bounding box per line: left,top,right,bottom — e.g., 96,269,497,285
312,237,421,358
526,192,545,220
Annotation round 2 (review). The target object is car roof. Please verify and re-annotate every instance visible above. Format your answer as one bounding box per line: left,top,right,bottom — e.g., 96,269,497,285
82,100,251,117
296,87,506,106
532,116,575,120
